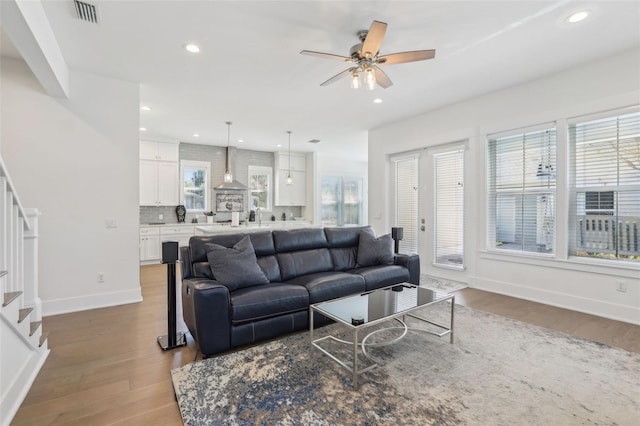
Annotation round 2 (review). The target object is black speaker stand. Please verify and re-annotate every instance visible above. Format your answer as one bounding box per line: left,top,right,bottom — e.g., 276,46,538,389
157,251,187,350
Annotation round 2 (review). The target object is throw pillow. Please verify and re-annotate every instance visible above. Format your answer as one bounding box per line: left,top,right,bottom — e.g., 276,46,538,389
205,236,269,291
356,228,394,267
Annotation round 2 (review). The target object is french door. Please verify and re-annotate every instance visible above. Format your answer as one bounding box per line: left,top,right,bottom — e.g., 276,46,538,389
392,144,466,275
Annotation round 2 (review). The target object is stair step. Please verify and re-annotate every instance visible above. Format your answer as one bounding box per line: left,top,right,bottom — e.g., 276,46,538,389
29,320,41,337
18,307,33,323
39,331,49,347
0,270,7,278
3,291,22,307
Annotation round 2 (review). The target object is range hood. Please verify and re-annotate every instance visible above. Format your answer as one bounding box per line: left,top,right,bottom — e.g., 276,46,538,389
215,146,247,190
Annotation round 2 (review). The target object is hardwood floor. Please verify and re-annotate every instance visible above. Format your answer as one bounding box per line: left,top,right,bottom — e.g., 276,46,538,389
12,265,640,425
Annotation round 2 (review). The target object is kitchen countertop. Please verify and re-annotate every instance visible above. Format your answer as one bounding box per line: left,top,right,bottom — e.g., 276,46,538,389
195,221,314,234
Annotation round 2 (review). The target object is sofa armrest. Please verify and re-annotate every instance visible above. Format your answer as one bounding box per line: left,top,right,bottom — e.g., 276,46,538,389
394,253,420,285
181,278,232,356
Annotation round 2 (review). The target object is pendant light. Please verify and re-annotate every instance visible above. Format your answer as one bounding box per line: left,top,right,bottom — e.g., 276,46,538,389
223,121,233,183
286,131,293,185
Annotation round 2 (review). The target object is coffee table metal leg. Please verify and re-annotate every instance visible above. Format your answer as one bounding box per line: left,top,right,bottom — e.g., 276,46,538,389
310,306,314,344
353,327,358,389
450,296,455,344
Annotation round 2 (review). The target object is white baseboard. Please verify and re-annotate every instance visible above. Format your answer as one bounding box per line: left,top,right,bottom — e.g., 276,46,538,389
42,288,142,316
473,277,640,325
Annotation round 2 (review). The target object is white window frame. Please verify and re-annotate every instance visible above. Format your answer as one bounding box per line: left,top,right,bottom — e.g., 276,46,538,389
248,165,273,212
180,160,210,212
486,123,557,257
567,106,640,264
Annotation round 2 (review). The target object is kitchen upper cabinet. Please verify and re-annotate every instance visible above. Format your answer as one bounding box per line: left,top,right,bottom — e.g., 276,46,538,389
140,160,179,206
274,152,306,206
140,140,179,161
275,170,306,206
275,152,306,172
140,141,179,206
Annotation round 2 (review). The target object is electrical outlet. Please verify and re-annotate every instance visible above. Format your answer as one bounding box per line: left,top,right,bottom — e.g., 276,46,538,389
159,214,163,220
105,218,118,228
616,281,627,292
97,273,105,283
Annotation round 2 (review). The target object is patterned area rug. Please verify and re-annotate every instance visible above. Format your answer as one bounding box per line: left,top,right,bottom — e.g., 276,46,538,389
420,274,467,293
171,303,640,425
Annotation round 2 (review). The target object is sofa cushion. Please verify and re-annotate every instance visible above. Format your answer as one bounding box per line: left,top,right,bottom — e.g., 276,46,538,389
350,265,409,291
330,247,358,271
205,236,269,291
257,255,282,282
277,249,333,281
357,228,394,267
229,282,309,324
324,226,368,248
273,228,328,253
287,271,366,304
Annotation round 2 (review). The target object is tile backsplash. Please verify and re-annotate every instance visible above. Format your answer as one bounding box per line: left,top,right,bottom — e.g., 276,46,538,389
140,205,302,225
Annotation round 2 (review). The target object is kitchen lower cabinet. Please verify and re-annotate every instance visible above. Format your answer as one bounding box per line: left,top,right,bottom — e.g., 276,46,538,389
140,228,161,262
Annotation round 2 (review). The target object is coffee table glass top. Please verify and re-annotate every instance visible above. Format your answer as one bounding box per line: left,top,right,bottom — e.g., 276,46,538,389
312,284,449,326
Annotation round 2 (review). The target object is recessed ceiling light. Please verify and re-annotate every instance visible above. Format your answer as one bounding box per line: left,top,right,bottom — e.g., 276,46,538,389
237,139,243,143
277,144,282,148
139,127,147,132
566,10,589,23
184,43,201,53
140,105,151,111
373,98,383,104
193,133,199,138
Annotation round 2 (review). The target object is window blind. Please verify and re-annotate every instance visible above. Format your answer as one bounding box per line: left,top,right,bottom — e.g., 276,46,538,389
488,128,556,254
570,110,640,261
394,155,419,254
433,149,464,268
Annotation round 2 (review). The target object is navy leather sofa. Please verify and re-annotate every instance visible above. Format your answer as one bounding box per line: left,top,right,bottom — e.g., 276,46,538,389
180,226,420,356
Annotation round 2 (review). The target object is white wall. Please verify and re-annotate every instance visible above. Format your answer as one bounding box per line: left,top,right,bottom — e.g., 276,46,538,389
369,48,640,324
1,57,142,315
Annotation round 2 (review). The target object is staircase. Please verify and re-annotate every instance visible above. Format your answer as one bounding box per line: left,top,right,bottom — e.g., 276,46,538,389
0,157,48,426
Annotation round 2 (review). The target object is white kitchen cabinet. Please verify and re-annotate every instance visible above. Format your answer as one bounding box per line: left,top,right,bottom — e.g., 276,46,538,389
140,141,179,206
161,226,195,252
275,152,306,171
140,227,161,262
140,140,179,161
275,170,306,206
274,152,306,206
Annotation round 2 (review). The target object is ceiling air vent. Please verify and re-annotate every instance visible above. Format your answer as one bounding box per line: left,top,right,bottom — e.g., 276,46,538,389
74,0,98,24
308,139,321,144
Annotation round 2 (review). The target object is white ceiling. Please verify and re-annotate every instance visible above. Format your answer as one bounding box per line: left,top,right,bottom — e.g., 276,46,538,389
2,1,640,161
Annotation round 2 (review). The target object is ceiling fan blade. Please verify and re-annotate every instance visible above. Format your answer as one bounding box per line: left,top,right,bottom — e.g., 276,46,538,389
377,49,436,65
361,20,387,59
300,50,352,62
373,66,393,89
320,67,357,86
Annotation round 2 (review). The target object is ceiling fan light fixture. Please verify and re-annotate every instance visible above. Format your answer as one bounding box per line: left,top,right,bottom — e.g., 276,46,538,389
350,72,361,89
365,68,376,90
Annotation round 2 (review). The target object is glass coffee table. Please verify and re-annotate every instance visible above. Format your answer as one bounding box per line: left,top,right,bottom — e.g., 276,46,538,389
309,283,454,389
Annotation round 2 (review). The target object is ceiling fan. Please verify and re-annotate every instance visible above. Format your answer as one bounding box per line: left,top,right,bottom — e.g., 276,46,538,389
300,20,436,90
